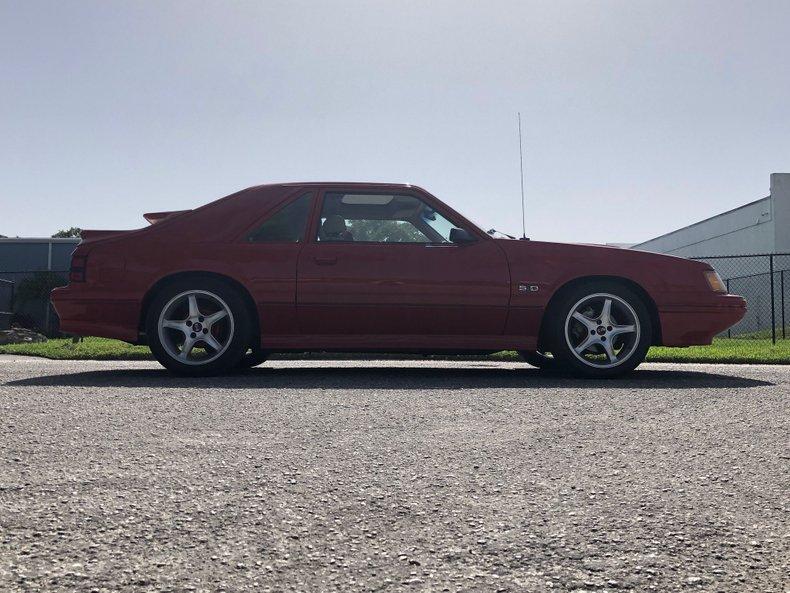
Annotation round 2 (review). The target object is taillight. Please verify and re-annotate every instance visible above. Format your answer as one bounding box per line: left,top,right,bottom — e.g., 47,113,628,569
70,255,87,283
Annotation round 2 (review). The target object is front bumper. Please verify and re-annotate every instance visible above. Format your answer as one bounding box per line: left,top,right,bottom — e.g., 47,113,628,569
51,286,141,342
659,294,747,346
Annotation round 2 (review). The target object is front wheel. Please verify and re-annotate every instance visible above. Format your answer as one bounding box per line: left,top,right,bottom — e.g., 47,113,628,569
146,278,252,376
545,281,652,378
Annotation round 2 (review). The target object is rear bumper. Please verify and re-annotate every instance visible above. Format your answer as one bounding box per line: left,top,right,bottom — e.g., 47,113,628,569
51,286,140,342
659,295,747,346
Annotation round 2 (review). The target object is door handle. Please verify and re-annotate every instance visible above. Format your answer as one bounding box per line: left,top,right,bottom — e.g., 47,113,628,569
313,256,338,266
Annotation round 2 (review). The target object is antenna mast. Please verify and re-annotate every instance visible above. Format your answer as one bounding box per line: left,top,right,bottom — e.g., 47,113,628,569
517,112,526,239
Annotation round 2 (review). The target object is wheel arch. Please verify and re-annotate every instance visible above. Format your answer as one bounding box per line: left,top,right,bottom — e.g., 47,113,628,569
538,275,662,348
138,271,260,344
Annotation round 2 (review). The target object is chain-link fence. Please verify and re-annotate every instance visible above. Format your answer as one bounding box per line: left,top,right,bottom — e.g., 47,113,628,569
0,279,14,330
0,238,79,336
0,269,68,336
692,253,789,343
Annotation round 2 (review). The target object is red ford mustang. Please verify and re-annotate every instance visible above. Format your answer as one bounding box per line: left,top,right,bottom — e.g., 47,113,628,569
51,182,746,377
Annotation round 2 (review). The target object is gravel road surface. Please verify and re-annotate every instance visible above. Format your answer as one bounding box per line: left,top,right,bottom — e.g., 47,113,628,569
1,356,788,592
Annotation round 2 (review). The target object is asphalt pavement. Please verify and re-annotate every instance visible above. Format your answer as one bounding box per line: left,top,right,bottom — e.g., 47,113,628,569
0,356,788,592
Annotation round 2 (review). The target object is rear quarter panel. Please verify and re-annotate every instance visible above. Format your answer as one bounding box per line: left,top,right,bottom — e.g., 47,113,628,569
60,184,302,340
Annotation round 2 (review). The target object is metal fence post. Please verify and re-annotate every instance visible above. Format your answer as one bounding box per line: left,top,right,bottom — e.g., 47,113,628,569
44,240,53,335
769,255,776,344
726,278,731,338
782,269,786,340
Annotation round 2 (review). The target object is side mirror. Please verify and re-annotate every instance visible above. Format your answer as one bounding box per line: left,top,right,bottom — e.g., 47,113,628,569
449,227,477,244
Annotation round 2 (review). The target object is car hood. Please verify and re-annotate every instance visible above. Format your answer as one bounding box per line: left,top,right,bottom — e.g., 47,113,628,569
496,239,710,268
492,238,716,296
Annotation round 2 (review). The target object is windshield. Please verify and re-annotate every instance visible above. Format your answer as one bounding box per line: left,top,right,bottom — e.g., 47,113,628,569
464,215,517,240
420,207,457,242
486,229,516,239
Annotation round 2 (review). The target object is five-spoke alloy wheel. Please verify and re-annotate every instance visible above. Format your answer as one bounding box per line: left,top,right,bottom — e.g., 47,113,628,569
157,290,235,365
546,281,652,378
564,293,640,369
146,277,252,376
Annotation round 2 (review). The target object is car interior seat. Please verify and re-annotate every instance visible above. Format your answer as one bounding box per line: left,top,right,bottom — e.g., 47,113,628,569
319,215,354,241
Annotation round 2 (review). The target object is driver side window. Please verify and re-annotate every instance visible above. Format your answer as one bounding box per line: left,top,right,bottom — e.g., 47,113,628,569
316,192,468,244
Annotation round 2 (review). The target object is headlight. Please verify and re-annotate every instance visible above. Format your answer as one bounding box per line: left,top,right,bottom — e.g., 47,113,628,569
704,270,727,293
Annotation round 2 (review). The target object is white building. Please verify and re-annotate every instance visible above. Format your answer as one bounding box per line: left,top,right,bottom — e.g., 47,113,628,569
631,173,789,257
630,173,789,338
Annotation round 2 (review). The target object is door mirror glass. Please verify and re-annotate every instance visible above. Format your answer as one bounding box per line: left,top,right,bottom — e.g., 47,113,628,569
449,227,476,244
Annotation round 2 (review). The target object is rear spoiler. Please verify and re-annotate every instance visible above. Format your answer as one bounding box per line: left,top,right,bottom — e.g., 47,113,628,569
143,210,191,225
79,210,191,242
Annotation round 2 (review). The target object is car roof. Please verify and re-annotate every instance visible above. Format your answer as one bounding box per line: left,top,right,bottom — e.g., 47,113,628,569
251,181,422,191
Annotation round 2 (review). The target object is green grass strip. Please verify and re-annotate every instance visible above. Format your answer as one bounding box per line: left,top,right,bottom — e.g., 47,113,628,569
0,337,152,360
1,336,788,364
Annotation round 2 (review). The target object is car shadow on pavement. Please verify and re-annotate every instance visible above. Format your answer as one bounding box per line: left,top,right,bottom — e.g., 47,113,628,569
5,366,773,390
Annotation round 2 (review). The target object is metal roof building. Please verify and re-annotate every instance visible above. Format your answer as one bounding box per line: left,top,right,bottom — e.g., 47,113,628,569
0,238,80,278
631,173,789,258
0,238,80,333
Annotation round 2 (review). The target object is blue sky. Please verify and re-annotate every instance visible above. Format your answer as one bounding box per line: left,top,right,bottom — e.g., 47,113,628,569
1,0,788,242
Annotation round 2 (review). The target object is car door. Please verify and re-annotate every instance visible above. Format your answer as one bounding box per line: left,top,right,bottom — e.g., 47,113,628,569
233,190,316,337
296,188,511,336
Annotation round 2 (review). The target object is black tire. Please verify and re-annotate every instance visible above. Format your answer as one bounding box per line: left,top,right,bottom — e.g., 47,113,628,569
237,346,269,369
518,350,565,371
544,280,652,378
145,277,252,376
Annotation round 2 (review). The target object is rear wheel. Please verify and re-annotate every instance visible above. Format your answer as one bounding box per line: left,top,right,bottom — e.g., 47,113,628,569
146,278,251,376
545,281,651,378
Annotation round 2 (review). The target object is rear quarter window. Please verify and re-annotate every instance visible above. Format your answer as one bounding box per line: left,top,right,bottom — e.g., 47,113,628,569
247,193,313,243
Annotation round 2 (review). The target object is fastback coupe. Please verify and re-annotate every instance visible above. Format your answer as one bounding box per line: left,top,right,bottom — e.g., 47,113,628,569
52,183,746,377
